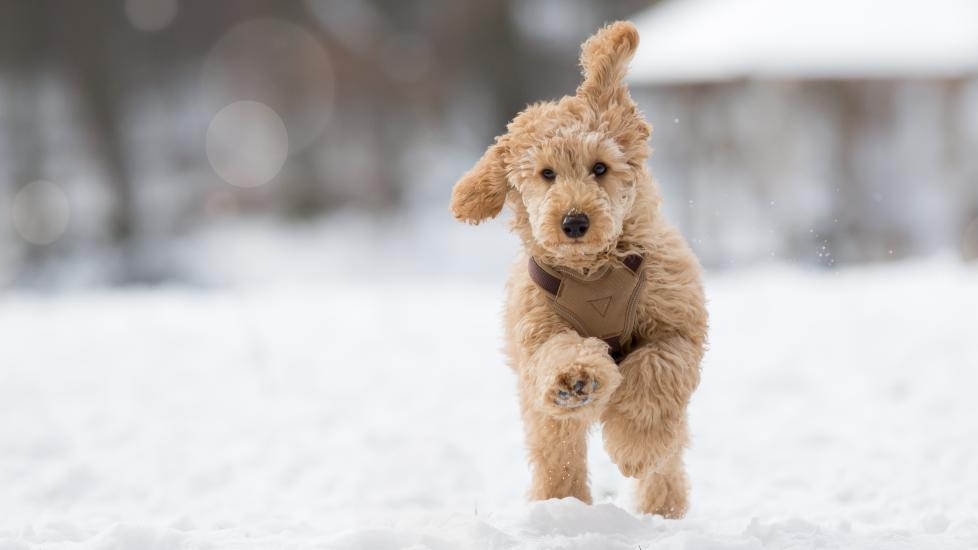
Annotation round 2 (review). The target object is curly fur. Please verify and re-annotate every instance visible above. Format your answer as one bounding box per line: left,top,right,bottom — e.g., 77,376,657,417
449,21,707,518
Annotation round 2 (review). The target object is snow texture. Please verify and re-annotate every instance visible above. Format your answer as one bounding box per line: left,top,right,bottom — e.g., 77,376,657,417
2,260,978,549
629,0,978,83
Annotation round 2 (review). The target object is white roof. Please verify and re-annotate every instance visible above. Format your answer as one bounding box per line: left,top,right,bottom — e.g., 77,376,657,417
628,0,978,84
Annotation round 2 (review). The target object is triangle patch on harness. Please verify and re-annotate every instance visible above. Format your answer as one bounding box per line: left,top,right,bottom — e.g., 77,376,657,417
587,296,613,317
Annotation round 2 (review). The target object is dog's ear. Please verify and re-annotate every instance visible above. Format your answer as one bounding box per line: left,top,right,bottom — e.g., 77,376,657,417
449,142,508,224
576,21,640,112
577,21,651,159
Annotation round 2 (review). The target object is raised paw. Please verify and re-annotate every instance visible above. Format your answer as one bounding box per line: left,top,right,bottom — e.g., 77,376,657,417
553,369,600,409
531,334,622,417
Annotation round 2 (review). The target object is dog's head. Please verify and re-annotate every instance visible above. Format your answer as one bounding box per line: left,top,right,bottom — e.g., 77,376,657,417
450,22,654,268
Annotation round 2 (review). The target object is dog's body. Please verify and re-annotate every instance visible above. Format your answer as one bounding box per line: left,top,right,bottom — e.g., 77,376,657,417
450,22,707,518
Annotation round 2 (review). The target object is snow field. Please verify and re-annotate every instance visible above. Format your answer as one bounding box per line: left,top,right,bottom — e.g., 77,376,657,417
1,260,977,548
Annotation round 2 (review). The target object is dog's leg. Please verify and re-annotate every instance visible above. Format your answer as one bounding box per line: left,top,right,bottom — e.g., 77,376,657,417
634,444,689,518
601,335,700,489
512,331,621,504
520,394,593,503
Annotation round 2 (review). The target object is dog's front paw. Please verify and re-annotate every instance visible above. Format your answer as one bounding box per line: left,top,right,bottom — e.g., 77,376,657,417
541,336,622,416
552,367,601,409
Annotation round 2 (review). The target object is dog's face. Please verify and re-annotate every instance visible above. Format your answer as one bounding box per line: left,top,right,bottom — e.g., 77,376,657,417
508,120,638,259
450,22,653,266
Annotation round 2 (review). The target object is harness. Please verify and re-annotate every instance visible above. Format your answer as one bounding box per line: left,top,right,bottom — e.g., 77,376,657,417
528,254,645,362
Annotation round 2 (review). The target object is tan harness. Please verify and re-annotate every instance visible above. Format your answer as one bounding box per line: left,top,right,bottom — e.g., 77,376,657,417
528,254,645,362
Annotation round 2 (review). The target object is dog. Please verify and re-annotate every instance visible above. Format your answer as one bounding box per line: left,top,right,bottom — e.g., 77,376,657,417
449,21,707,518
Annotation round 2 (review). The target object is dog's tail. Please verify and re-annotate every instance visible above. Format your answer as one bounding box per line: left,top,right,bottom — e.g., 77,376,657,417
577,21,639,108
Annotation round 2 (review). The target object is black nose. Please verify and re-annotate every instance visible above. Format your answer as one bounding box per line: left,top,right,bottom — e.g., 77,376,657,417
561,213,589,238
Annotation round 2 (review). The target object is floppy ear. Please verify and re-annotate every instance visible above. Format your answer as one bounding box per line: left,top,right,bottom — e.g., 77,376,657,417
576,21,640,111
449,143,508,224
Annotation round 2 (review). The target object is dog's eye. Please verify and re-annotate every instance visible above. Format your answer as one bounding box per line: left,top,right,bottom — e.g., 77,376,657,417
541,168,556,181
592,162,608,177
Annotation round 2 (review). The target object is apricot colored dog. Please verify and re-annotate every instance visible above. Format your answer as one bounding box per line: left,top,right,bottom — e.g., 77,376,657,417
449,21,707,518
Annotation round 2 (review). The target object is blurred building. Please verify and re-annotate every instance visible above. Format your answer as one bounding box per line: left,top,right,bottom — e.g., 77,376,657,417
630,0,978,266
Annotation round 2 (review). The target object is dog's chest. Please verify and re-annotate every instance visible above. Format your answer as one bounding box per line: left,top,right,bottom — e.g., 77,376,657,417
528,255,645,360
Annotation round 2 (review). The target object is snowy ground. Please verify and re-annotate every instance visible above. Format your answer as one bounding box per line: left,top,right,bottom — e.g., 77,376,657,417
2,257,978,549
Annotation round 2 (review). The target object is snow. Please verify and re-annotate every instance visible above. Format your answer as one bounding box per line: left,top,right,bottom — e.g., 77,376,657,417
629,0,978,84
2,259,978,549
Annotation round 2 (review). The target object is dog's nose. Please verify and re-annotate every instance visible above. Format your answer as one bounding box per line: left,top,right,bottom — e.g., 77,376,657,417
561,213,589,238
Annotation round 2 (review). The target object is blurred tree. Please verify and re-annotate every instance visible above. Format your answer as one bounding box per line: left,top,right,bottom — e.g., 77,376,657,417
0,0,669,286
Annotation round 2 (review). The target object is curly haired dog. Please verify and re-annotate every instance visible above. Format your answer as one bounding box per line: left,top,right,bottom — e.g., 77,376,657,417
449,21,707,518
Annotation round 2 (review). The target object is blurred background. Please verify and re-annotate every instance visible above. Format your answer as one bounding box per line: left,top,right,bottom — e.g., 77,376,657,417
3,2,978,547
3,0,976,290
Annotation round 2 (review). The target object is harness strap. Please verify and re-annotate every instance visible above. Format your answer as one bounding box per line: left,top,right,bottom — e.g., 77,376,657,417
623,254,644,273
528,257,562,296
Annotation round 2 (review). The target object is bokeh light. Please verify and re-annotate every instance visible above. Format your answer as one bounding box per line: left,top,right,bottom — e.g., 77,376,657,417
124,0,178,32
201,18,334,154
206,101,289,188
10,180,71,245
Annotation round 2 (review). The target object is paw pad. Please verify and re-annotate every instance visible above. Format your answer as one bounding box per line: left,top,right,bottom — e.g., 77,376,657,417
553,371,600,409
